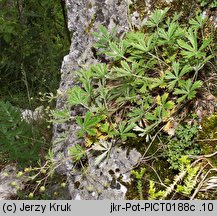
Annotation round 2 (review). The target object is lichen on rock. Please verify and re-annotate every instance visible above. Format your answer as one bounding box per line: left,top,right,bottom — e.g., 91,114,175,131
0,165,24,200
53,0,217,200
53,0,142,200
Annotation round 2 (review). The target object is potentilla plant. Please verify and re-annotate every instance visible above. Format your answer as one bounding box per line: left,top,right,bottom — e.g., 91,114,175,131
52,8,213,166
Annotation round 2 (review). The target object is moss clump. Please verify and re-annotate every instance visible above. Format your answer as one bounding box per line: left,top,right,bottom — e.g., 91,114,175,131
129,0,148,20
130,0,200,23
198,114,217,166
85,13,97,34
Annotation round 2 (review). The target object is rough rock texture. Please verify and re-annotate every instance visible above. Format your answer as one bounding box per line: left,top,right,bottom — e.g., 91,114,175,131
21,106,44,123
53,0,217,200
53,0,141,200
0,165,24,200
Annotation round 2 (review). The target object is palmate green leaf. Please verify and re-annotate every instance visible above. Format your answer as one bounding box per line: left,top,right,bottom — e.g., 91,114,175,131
155,106,162,119
177,39,194,52
76,68,93,81
134,120,161,137
140,80,150,92
164,101,175,109
177,29,197,52
156,93,174,109
99,122,109,133
76,69,93,95
99,122,118,138
111,61,132,78
165,61,191,89
193,55,213,73
166,79,177,90
158,28,170,41
69,144,86,162
171,11,183,23
51,107,70,123
174,79,203,102
93,25,117,51
158,22,182,44
92,141,112,165
154,94,174,120
128,107,145,123
105,41,126,60
130,34,155,53
125,31,145,44
67,86,89,108
82,79,92,96
199,38,211,51
190,80,203,91
142,7,169,27
85,128,98,136
121,60,131,72
76,111,104,137
181,50,205,59
174,88,188,95
189,14,207,29
121,132,137,140
110,60,141,79
109,67,132,79
93,25,111,41
83,111,103,127
118,121,136,141
167,22,178,38
146,112,158,121
149,77,166,90
108,78,137,103
91,63,108,79
179,65,192,77
187,29,198,51
160,93,168,104
178,29,211,59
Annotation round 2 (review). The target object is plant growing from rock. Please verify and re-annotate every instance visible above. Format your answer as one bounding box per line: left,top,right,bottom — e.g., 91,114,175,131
52,9,213,165
13,149,68,199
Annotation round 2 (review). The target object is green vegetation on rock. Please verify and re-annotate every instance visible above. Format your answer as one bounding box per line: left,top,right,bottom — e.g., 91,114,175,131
1,0,217,200
52,7,217,200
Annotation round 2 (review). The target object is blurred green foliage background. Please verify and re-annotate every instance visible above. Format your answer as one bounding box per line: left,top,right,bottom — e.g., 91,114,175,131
0,0,70,107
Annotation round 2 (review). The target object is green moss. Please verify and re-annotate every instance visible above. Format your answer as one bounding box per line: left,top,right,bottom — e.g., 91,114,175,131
131,0,201,24
85,13,97,34
198,114,217,166
167,0,199,20
124,137,147,155
197,191,217,200
129,0,147,20
122,158,175,200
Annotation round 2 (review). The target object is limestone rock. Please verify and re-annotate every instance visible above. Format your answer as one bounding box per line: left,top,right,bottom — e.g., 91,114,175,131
0,165,24,200
53,0,217,200
53,0,141,200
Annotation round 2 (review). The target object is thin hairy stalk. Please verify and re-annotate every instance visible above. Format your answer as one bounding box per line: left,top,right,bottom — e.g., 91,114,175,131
142,126,164,159
145,163,167,188
190,163,210,200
